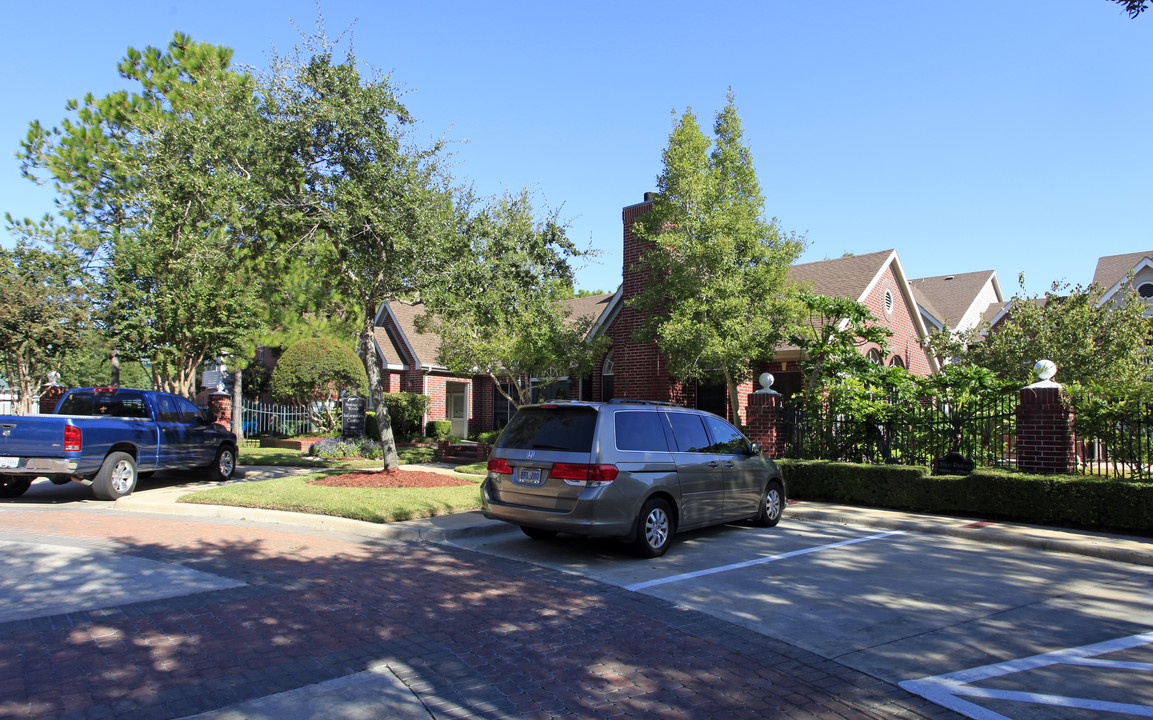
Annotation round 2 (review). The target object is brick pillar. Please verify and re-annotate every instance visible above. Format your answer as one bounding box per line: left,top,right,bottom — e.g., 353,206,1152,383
746,392,788,459
208,392,233,432
1016,384,1074,474
38,384,68,415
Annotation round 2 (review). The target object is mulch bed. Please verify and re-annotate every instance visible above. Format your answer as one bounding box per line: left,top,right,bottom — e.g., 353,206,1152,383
307,469,476,489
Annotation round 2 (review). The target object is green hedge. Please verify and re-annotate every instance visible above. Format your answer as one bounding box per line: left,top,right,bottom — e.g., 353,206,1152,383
778,459,1153,534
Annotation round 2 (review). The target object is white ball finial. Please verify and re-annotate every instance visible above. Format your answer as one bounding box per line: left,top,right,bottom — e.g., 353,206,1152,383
1033,360,1057,382
755,372,779,394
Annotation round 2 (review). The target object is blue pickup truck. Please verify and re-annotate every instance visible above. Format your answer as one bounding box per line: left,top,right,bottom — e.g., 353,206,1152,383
0,387,238,500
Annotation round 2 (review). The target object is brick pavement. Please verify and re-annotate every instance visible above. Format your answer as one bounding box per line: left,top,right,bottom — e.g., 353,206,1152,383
0,508,962,720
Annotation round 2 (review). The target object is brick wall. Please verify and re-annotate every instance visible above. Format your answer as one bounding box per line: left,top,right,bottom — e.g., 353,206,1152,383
858,264,933,376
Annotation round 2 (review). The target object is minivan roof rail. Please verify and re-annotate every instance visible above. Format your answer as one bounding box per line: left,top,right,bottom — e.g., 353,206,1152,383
607,398,681,407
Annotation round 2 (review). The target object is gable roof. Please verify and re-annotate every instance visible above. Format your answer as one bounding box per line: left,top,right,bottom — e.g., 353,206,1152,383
1092,251,1153,290
373,302,445,371
908,270,1002,331
374,292,621,372
789,249,898,301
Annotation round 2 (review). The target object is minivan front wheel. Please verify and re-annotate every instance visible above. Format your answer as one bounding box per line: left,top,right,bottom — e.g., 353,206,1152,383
753,479,785,527
631,498,674,558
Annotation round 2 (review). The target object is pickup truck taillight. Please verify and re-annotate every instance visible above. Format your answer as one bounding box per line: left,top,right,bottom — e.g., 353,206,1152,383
63,425,82,452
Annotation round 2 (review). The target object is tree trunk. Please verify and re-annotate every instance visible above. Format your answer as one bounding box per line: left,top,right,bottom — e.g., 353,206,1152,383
110,347,120,388
232,367,244,440
724,367,742,426
360,300,399,470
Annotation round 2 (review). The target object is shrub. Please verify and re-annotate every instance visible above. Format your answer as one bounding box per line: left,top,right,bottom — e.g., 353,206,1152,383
365,411,381,441
778,459,1153,533
471,430,501,444
270,338,368,432
427,420,452,440
381,393,430,438
310,437,384,459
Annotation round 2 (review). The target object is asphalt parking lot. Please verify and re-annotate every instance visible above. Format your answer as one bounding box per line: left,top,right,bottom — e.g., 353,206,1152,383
451,512,1153,720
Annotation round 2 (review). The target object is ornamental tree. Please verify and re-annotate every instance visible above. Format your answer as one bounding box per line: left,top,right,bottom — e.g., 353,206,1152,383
421,190,609,407
270,337,367,432
630,91,805,420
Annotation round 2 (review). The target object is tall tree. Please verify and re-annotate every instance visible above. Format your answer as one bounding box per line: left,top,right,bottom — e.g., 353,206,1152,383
0,221,91,414
262,30,461,469
631,91,805,419
420,190,609,407
955,279,1153,389
18,33,269,396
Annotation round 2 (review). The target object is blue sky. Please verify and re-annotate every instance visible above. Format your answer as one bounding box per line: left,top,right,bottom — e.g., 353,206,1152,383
2,1,1149,298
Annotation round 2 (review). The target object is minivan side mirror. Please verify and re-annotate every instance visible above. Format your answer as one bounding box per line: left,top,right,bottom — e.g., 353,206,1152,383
750,443,762,456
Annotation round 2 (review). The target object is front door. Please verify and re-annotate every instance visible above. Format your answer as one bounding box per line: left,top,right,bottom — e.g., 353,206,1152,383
446,384,469,439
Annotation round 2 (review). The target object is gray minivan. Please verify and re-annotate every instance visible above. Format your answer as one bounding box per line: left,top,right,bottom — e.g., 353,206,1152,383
481,399,786,557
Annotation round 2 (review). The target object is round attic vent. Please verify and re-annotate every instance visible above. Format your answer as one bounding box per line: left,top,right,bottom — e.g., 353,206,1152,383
884,289,894,314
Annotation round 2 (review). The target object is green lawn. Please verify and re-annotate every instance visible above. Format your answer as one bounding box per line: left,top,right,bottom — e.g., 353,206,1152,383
180,468,483,523
179,445,487,523
239,445,437,468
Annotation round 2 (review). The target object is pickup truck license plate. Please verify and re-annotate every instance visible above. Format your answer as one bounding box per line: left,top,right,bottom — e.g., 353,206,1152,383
0,457,19,469
516,468,543,486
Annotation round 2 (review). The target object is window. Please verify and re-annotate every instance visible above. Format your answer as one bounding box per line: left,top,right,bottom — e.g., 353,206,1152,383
704,416,749,455
889,355,905,369
665,413,711,453
497,407,597,452
884,289,894,315
600,350,615,402
175,396,203,423
868,348,884,365
615,412,669,452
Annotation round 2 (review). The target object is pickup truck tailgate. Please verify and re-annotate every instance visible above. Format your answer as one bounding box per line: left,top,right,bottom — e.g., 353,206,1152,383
0,417,70,457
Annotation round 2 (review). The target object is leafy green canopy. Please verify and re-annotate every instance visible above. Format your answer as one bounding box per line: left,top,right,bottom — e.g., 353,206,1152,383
0,227,91,414
18,33,269,396
260,31,461,469
270,337,367,433
631,91,805,419
421,189,608,407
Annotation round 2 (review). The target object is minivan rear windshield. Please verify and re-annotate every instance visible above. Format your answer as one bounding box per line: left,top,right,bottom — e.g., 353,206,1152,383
498,407,597,452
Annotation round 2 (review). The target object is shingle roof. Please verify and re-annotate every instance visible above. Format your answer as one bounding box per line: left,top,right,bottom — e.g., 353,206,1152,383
788,249,895,301
1092,251,1153,290
375,293,618,369
559,293,615,329
374,302,443,369
908,270,998,329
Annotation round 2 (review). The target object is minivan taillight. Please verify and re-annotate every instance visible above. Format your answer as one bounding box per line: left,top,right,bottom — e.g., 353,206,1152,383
487,457,513,475
551,463,618,487
64,425,82,452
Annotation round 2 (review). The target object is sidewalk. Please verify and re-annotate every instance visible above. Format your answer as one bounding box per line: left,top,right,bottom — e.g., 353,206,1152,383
115,463,1153,568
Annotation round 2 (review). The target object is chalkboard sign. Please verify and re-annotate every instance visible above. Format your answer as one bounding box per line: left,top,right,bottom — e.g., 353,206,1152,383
342,395,366,439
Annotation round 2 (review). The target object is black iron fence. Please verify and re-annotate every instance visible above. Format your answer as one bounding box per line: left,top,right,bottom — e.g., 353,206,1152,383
784,390,1153,479
783,395,1017,470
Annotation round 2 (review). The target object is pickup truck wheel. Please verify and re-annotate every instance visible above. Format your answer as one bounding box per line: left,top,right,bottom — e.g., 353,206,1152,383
92,452,137,500
0,475,32,498
209,445,237,481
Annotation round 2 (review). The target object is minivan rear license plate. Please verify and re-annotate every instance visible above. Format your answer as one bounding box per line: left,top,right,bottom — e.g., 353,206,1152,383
0,457,18,469
516,468,543,486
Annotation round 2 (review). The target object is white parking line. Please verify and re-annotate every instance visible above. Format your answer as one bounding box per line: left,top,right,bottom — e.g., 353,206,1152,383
624,530,906,592
900,630,1153,720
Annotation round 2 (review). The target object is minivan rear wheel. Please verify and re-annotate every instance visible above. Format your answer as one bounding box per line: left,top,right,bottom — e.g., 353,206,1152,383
631,498,674,558
521,526,557,540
